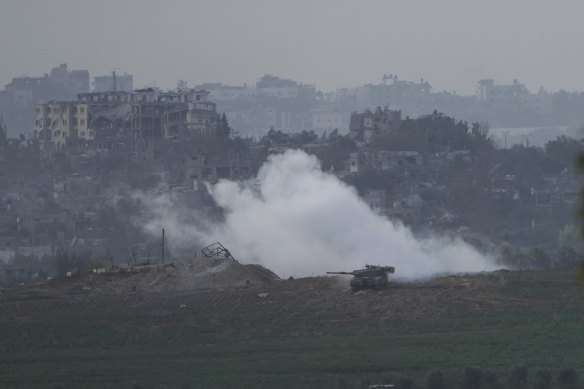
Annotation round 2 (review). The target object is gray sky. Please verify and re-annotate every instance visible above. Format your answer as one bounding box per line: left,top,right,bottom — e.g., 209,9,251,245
0,0,582,95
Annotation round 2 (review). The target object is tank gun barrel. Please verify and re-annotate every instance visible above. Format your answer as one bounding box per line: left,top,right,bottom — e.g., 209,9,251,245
326,271,354,275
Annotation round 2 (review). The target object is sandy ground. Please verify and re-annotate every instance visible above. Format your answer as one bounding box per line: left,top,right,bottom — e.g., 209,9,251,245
1,258,582,332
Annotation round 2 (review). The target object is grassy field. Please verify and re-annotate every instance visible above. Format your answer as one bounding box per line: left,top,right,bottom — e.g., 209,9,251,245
0,270,583,388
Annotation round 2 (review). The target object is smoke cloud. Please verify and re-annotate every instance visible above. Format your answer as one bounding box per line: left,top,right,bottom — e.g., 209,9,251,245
135,150,496,280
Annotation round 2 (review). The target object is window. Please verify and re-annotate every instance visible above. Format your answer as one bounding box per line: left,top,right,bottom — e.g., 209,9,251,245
80,107,85,113
63,120,67,126
80,119,85,125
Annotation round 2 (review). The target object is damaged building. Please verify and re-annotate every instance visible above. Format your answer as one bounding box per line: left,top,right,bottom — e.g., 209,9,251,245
349,150,422,173
34,101,91,150
349,106,401,143
34,89,220,152
184,151,253,184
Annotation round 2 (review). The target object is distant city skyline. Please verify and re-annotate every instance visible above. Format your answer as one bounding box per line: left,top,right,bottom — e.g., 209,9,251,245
1,0,583,95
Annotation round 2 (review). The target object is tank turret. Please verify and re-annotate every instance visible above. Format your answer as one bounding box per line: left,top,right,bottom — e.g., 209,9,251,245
327,264,395,292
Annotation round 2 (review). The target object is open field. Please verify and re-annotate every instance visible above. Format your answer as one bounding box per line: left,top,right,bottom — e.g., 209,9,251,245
1,267,583,388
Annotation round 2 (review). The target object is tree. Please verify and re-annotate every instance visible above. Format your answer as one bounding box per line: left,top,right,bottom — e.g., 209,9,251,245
53,252,71,275
577,150,584,283
545,135,583,172
507,365,528,389
558,245,579,268
463,366,483,389
360,379,372,389
533,369,552,389
217,113,231,141
426,370,444,389
290,130,318,147
529,248,551,269
470,122,494,151
176,79,188,90
557,368,578,388
558,224,583,267
383,373,417,389
395,377,416,389
335,378,349,389
479,370,500,389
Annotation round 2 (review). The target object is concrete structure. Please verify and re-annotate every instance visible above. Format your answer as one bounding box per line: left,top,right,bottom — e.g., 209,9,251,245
311,111,350,133
476,79,529,105
93,72,133,92
349,150,422,173
34,102,90,149
349,107,401,143
256,74,300,98
36,89,219,149
184,151,252,183
5,64,89,103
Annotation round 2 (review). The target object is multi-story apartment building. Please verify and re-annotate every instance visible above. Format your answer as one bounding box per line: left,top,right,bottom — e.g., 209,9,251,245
34,102,90,150
35,89,219,150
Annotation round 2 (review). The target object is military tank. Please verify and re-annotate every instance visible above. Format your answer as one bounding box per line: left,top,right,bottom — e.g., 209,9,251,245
327,264,396,292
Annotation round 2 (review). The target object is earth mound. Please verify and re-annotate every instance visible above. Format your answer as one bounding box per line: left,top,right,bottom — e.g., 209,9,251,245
101,257,280,292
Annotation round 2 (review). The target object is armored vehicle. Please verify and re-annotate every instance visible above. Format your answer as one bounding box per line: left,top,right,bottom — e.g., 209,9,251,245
327,264,395,292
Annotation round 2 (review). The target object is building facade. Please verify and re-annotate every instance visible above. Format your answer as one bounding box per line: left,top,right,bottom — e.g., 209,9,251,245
35,89,219,150
349,107,401,143
34,102,90,149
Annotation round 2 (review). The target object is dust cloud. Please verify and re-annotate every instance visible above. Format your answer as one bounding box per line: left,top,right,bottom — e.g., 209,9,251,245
136,150,497,280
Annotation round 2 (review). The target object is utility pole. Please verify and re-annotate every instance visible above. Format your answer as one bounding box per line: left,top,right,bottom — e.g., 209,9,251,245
161,228,165,264
502,130,510,149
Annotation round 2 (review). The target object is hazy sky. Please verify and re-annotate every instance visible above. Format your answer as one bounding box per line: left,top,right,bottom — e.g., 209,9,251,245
1,0,582,95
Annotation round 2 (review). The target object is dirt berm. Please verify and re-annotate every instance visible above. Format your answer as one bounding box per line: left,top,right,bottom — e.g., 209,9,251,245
87,257,280,293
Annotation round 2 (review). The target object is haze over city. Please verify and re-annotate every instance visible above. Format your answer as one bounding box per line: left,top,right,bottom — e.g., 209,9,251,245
1,0,583,94
2,1,584,387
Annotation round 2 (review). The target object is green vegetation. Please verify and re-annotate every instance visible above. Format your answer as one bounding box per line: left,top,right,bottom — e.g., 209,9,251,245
1,302,583,388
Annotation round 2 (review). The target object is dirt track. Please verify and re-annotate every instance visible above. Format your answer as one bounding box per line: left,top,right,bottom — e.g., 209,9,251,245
1,262,582,333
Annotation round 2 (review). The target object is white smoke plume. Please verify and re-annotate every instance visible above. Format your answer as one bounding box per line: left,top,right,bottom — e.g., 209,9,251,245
135,150,497,280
